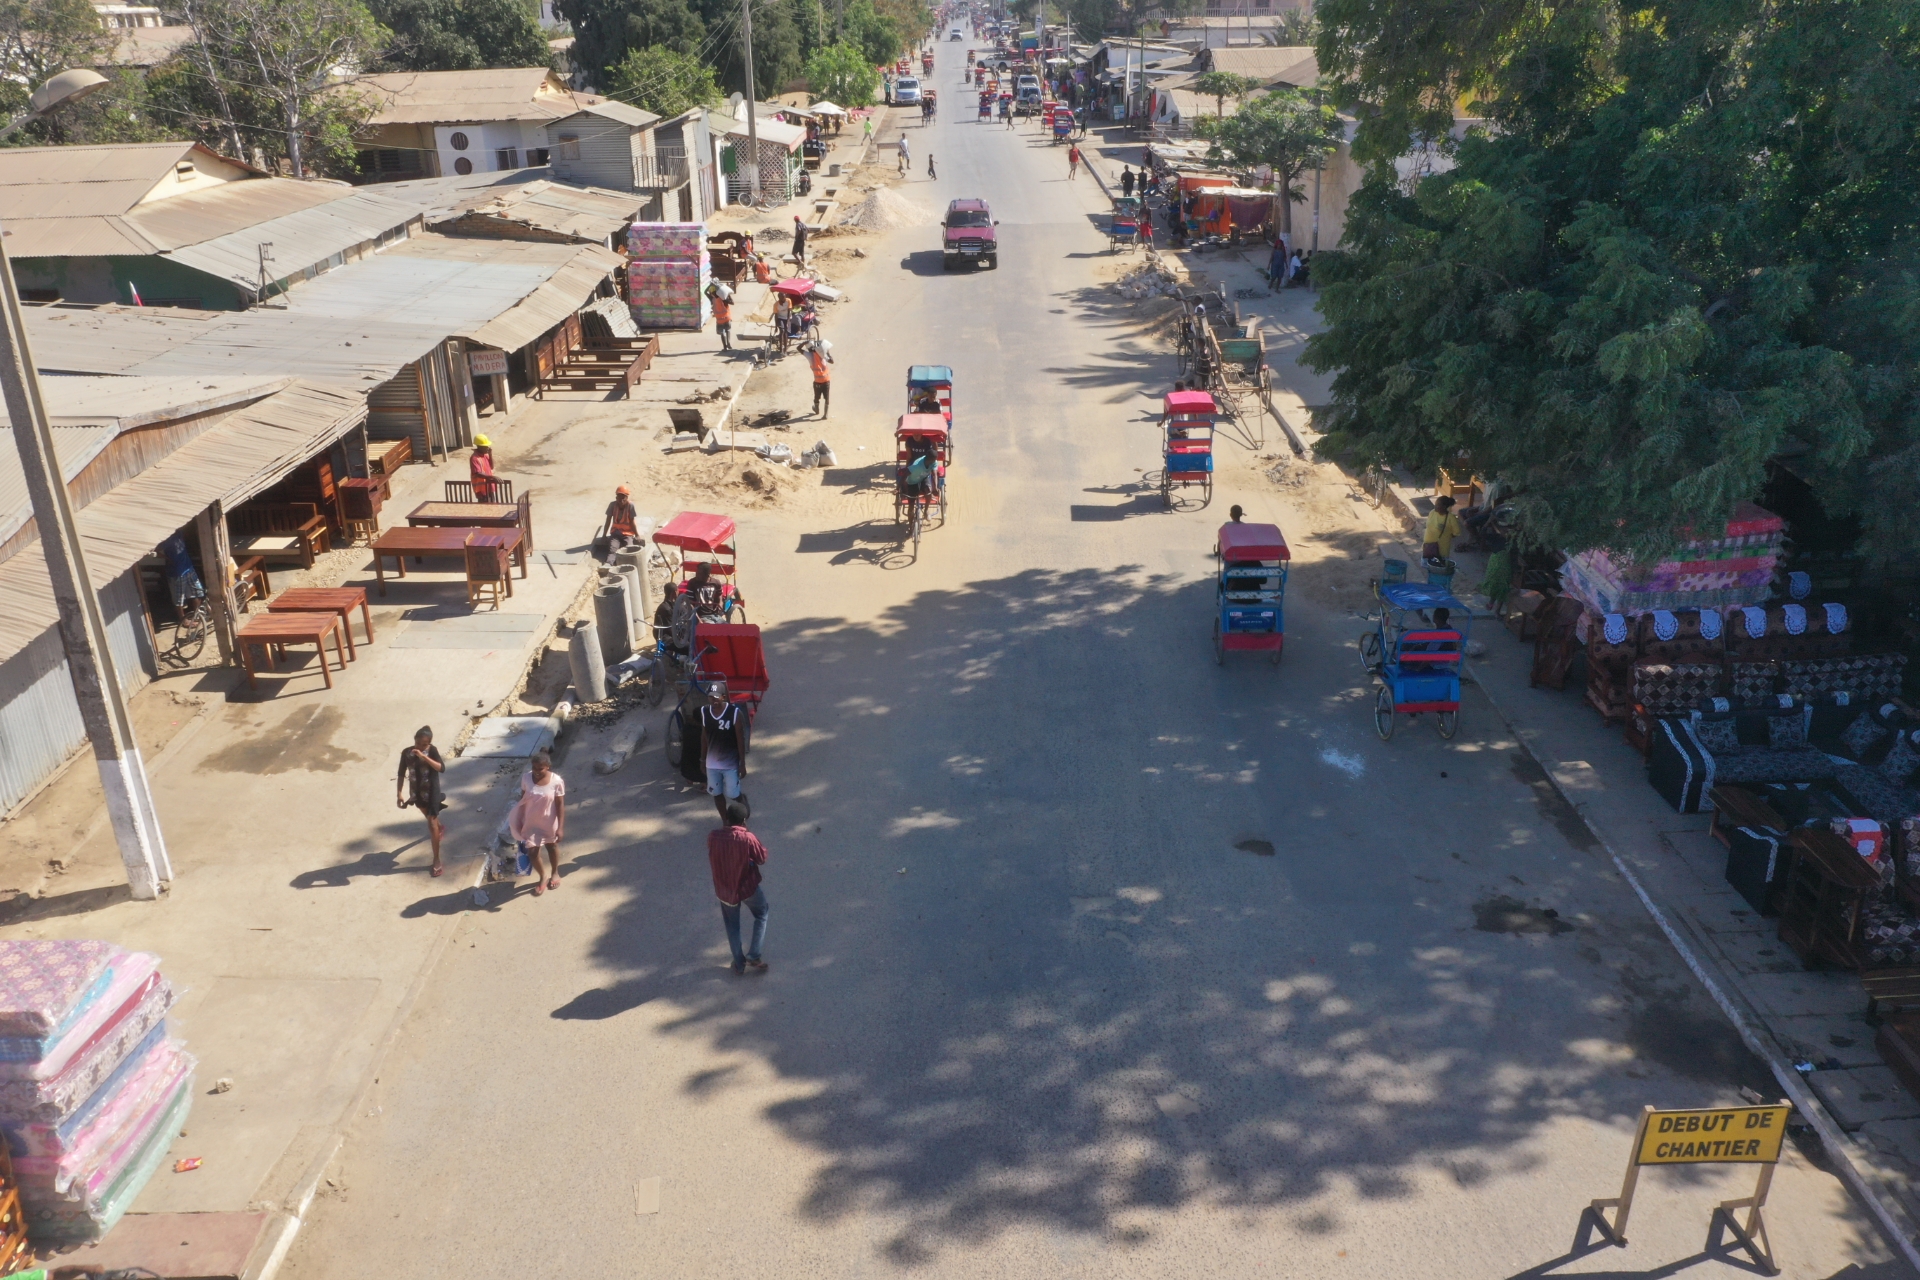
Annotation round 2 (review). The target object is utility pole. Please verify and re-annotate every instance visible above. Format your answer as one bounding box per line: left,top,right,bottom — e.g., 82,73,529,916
1310,87,1323,253
740,0,762,205
0,232,170,900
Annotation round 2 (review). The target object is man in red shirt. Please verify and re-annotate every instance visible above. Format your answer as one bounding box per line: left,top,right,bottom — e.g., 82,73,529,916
707,801,769,974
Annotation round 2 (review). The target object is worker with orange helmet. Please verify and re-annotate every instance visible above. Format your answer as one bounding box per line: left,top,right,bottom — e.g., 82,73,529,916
601,483,640,548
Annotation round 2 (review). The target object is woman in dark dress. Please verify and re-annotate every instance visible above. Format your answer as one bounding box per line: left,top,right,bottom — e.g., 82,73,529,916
395,726,448,877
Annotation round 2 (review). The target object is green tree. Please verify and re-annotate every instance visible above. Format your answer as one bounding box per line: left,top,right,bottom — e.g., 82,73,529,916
555,0,702,90
1203,88,1340,233
840,0,899,67
1263,6,1313,45
606,43,722,114
173,0,388,176
0,0,168,145
1192,69,1259,116
1305,0,1920,563
371,0,551,71
805,40,877,105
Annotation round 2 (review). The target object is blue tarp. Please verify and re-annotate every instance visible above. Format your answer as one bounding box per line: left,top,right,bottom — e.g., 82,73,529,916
908,365,953,386
1380,582,1466,614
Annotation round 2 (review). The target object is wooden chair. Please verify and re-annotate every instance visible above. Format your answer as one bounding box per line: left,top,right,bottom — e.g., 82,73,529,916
1435,466,1484,509
445,479,515,504
465,540,509,609
233,556,269,612
228,503,329,569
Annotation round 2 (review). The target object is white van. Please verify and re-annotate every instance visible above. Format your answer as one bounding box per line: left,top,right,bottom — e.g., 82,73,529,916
893,76,922,105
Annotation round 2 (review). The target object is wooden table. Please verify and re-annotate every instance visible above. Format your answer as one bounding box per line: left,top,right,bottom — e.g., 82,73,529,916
267,588,373,658
370,526,525,596
1778,827,1883,969
1708,785,1786,848
408,501,519,532
235,612,349,690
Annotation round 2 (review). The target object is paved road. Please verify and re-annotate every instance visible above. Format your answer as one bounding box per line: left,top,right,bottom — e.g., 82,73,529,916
283,39,1894,1280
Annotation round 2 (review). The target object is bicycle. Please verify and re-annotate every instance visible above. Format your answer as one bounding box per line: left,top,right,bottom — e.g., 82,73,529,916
161,595,212,667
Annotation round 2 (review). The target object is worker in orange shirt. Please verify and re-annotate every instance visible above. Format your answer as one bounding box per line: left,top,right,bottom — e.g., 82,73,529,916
807,340,834,419
470,435,497,500
711,290,733,351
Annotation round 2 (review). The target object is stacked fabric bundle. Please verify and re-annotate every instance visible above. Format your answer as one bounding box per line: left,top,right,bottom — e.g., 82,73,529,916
625,222,709,330
1559,502,1786,616
0,941,190,1246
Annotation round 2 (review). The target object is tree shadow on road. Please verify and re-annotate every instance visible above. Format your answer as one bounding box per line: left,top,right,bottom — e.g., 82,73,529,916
540,564,1828,1267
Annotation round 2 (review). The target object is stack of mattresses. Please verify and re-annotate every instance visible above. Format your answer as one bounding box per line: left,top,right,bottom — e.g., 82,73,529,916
625,222,709,330
1558,502,1785,616
0,941,190,1245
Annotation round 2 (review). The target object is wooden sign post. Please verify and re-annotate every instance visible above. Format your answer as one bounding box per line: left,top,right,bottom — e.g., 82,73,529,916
1589,1101,1792,1275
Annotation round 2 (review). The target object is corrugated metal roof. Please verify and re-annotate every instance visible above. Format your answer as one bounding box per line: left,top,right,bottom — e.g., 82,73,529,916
1203,46,1319,86
351,69,603,125
0,382,368,661
167,188,424,292
0,142,263,220
436,179,640,242
724,118,805,149
550,101,658,129
21,236,617,382
0,376,288,544
5,176,355,260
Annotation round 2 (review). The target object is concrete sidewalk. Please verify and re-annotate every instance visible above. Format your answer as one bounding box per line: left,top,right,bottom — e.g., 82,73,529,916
0,323,758,1277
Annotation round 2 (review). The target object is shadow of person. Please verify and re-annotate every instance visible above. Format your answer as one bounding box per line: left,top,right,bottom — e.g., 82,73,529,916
290,841,419,889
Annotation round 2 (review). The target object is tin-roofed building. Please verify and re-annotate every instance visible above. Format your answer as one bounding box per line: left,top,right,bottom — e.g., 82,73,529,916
349,67,605,184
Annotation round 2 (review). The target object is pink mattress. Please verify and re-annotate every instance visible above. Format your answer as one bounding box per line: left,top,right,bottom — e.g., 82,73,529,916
0,941,115,1040
0,953,162,1082
0,979,173,1125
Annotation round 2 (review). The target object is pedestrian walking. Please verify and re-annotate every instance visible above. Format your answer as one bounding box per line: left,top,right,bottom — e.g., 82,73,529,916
791,215,808,267
510,749,566,895
863,116,873,140
897,135,911,175
808,340,833,418
395,726,447,877
700,682,749,819
712,290,733,350
1067,143,1081,180
1121,166,1134,198
708,802,769,975
927,153,937,180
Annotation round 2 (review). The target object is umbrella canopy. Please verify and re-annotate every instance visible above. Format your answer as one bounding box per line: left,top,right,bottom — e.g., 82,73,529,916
771,277,816,299
811,100,848,115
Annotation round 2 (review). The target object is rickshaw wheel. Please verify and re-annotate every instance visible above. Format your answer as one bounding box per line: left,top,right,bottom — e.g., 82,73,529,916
1212,618,1224,665
1374,686,1396,740
1270,640,1282,667
1358,630,1382,673
646,655,669,707
727,602,745,623
1161,473,1173,508
665,709,686,766
1437,709,1459,740
1201,474,1213,505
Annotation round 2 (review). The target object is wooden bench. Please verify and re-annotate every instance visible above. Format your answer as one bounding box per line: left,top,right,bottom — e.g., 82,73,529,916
1864,969,1920,1024
368,437,412,483
229,503,329,570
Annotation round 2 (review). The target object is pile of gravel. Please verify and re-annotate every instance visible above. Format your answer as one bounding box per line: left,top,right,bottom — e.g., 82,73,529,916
840,187,934,230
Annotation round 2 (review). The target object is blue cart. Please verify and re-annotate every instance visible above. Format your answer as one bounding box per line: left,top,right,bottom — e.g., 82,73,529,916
1361,581,1467,739
1161,389,1216,507
1214,520,1288,665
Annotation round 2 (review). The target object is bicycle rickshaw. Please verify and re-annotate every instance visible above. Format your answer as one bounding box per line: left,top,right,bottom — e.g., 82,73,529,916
1109,196,1144,251
906,364,954,430
894,413,949,554
1360,581,1468,740
1213,520,1288,665
665,624,770,780
1160,389,1216,507
978,89,993,119
654,510,746,622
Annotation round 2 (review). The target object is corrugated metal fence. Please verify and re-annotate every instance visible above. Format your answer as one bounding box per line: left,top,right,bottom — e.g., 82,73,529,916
0,570,155,815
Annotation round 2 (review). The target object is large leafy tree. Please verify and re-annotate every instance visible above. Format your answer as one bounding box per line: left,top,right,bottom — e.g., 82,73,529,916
1202,88,1340,233
1192,70,1260,116
805,40,877,105
0,0,165,145
606,43,722,114
371,0,551,71
1306,0,1920,562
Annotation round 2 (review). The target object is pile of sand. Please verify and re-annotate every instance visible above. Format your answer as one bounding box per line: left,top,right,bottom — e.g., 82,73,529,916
840,187,935,231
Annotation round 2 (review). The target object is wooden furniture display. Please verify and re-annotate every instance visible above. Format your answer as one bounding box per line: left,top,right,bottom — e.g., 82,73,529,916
443,479,516,504
0,1133,26,1274
233,555,270,611
368,437,412,484
465,538,511,608
1708,786,1787,848
267,587,373,659
235,612,349,690
410,493,534,553
340,477,386,544
1863,967,1920,1023
1777,827,1882,969
369,526,525,596
275,456,342,536
228,502,329,569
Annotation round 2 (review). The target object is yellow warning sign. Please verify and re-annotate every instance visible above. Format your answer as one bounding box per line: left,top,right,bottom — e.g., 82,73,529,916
1635,1106,1791,1165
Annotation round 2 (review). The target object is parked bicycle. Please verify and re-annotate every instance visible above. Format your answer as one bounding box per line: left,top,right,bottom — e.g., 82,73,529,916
160,594,213,667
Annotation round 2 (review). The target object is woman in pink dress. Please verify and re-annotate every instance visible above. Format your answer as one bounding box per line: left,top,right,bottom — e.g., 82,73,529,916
510,750,566,895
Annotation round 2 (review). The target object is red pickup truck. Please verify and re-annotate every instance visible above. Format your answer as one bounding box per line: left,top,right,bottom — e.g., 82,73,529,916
941,198,998,270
